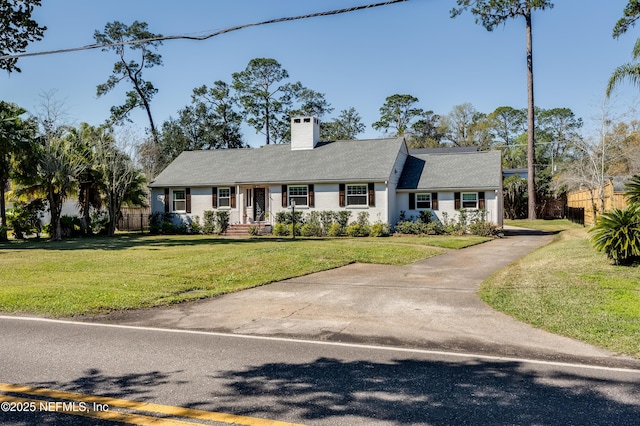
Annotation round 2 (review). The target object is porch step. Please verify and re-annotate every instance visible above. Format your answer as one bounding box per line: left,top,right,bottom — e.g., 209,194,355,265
225,224,272,236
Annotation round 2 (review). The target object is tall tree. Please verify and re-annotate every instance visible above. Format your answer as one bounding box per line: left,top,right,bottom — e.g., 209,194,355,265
407,110,445,148
613,0,640,38
0,0,46,73
536,107,583,168
441,103,490,148
372,94,422,137
94,135,147,237
320,107,366,141
66,123,112,235
94,21,163,144
35,133,86,241
159,81,245,166
559,99,623,220
191,81,244,148
451,0,554,219
0,101,37,240
232,58,291,145
488,106,527,167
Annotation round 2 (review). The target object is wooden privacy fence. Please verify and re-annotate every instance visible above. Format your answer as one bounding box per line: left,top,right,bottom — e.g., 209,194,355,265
566,180,628,226
118,207,151,232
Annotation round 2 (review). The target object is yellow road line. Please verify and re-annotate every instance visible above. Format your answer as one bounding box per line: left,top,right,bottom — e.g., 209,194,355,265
0,394,204,425
0,383,304,426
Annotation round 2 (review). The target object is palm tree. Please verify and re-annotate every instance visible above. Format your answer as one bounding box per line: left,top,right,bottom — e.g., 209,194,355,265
607,39,640,97
624,174,640,205
0,102,37,240
451,0,554,220
36,136,86,240
68,124,112,235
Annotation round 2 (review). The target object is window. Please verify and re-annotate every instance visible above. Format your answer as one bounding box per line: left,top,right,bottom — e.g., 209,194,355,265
346,184,368,206
246,189,252,207
462,192,478,209
218,187,231,207
173,190,186,211
288,185,308,207
416,193,432,209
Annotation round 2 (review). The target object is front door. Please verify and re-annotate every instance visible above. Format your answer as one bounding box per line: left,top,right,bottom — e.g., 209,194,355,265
254,188,266,221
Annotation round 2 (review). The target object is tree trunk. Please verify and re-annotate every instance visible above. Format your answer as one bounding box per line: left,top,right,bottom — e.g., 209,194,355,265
0,180,7,241
48,187,63,241
526,10,537,220
265,102,270,145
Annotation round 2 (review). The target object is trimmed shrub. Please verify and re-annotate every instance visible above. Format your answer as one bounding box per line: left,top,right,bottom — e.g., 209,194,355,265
272,222,289,236
394,221,421,235
346,224,362,237
327,222,344,237
203,210,216,234
468,220,499,237
335,211,352,228
301,222,323,237
189,216,202,234
215,210,230,235
370,222,390,237
319,211,335,234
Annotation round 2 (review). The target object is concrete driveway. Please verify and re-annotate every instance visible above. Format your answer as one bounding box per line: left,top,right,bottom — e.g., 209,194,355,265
91,228,637,367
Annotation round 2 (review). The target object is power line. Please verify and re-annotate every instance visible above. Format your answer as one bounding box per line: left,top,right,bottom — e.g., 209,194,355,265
0,0,408,61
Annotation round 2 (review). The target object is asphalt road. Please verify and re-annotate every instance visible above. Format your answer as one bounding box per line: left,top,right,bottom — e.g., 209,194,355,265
1,316,639,425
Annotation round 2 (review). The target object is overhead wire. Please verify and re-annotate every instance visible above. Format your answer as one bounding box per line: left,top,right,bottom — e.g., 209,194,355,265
0,0,408,61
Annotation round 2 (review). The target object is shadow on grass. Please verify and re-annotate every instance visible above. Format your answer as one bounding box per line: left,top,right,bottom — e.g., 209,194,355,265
3,358,639,425
502,227,560,236
0,234,313,251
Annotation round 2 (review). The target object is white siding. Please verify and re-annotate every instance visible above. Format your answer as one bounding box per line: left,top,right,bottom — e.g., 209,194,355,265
387,143,408,225
397,190,502,226
269,182,389,225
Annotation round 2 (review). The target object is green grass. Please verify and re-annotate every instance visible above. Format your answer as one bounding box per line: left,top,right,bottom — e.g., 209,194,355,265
504,218,584,233
375,235,492,249
0,235,451,317
481,228,640,358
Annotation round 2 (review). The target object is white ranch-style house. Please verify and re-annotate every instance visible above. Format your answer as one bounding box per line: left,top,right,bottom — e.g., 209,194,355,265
149,117,504,229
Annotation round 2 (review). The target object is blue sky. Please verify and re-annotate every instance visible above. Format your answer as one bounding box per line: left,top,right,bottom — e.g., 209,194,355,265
2,0,638,147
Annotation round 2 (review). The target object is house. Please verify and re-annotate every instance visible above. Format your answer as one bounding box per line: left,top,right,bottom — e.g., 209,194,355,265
148,117,503,229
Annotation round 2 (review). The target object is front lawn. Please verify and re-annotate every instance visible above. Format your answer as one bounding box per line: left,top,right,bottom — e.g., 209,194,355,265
481,227,640,358
0,235,451,317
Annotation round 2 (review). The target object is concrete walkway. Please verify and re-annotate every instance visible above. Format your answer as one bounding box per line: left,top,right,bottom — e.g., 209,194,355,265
91,228,638,367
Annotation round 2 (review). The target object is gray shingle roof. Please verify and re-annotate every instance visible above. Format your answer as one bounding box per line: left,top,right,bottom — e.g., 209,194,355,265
398,150,502,190
149,138,405,187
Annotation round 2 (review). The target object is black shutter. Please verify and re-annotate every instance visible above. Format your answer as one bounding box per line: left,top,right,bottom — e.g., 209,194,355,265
432,192,438,210
478,191,485,210
339,184,346,207
212,187,218,208
282,185,288,208
185,188,191,213
409,193,415,210
454,192,461,210
308,184,315,207
368,183,375,207
164,188,170,213
230,188,236,208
